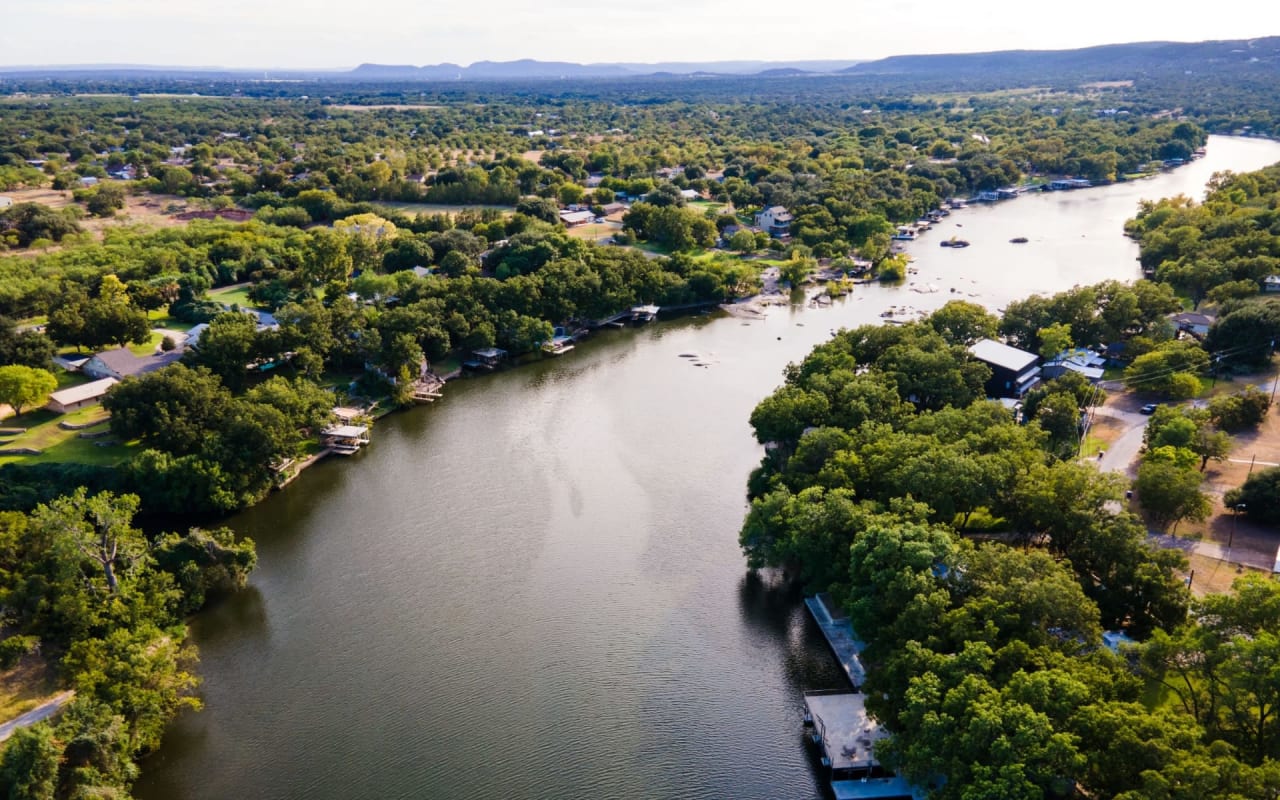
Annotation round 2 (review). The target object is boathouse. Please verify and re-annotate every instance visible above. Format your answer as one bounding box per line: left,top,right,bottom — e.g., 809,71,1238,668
464,347,508,371
320,424,370,455
968,339,1041,398
804,691,919,799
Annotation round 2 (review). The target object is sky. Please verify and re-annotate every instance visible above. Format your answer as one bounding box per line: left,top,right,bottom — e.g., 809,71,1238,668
2,0,1279,69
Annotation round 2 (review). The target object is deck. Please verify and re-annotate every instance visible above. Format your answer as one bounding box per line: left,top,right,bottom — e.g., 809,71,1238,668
804,594,866,688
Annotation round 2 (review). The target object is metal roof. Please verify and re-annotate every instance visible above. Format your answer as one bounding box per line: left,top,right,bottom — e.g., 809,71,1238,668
969,338,1039,372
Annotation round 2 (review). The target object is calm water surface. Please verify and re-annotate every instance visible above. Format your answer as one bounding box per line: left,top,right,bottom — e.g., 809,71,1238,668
135,136,1280,800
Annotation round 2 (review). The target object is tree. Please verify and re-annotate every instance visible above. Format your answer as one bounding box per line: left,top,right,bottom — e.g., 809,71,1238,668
0,724,60,800
187,312,259,390
1209,387,1272,432
1036,322,1073,360
103,364,232,455
84,184,125,217
1135,460,1211,532
728,229,756,254
35,488,146,594
929,300,999,346
1224,467,1280,524
0,365,57,417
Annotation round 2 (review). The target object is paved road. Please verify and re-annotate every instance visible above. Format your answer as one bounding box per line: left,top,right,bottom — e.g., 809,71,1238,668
0,691,75,742
1093,405,1149,477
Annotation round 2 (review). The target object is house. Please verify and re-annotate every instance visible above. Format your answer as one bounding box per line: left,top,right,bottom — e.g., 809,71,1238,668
1169,311,1216,338
78,176,99,187
601,202,629,217
45,377,118,414
559,209,595,227
1264,274,1280,293
679,188,700,201
82,347,181,381
754,206,793,237
969,338,1041,398
0,196,13,209
1042,348,1106,382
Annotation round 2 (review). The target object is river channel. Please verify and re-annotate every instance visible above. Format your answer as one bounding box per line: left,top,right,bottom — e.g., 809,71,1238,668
135,135,1280,800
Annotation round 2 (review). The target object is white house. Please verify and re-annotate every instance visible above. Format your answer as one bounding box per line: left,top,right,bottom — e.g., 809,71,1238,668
754,206,793,237
0,196,13,209
1265,274,1280,293
45,377,118,414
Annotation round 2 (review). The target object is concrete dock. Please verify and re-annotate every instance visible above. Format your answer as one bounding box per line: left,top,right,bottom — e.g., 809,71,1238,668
804,594,867,688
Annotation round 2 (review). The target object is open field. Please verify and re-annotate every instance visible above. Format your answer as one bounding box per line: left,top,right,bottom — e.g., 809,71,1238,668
208,283,254,308
1,186,194,246
565,221,621,241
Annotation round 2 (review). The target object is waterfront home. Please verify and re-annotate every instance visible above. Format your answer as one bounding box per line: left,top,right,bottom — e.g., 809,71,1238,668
45,377,118,414
754,206,793,237
1265,274,1280,293
968,339,1041,398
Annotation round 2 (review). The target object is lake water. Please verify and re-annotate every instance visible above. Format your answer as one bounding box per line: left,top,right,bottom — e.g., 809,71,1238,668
134,135,1280,800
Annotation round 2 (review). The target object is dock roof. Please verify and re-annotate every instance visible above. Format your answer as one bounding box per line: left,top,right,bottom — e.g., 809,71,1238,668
968,338,1038,373
804,691,889,773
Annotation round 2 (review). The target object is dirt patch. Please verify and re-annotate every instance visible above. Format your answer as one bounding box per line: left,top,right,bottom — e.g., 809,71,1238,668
1088,414,1127,447
1184,552,1266,596
521,150,545,165
0,651,59,723
2,187,195,249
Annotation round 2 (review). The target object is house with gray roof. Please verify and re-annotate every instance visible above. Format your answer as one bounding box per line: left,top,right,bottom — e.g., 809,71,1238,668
82,347,182,381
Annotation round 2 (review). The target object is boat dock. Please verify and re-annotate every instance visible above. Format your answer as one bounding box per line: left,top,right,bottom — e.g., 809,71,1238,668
804,594,867,688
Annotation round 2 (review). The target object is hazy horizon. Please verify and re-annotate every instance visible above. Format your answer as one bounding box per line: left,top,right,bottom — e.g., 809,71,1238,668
2,0,1278,70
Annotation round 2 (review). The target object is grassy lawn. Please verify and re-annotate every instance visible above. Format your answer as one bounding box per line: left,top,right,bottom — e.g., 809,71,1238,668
0,653,60,724
126,330,165,356
148,310,196,332
208,284,254,309
1079,434,1108,458
55,370,90,390
0,405,133,467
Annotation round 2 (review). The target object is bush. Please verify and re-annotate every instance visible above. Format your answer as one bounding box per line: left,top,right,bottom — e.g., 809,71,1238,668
1209,387,1271,432
160,335,176,352
0,634,39,668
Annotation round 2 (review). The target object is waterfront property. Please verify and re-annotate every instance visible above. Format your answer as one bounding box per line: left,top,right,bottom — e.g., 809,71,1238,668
1041,347,1106,382
968,338,1041,398
45,377,118,414
320,424,370,455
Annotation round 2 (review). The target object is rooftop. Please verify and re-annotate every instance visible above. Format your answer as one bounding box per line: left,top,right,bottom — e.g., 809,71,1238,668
805,691,889,773
968,338,1038,373
47,377,118,406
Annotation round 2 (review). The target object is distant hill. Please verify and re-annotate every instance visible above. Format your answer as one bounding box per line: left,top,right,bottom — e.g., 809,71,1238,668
346,59,859,80
842,37,1280,79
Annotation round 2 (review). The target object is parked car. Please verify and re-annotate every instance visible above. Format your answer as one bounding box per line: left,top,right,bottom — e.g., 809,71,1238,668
1140,403,1159,414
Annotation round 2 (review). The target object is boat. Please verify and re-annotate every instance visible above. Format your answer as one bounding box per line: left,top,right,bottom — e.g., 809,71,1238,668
941,237,970,248
1010,237,1029,244
542,337,575,356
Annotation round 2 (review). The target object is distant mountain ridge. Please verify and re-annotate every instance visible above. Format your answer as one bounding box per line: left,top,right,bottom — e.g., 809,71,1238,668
347,59,861,79
3,37,1279,82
